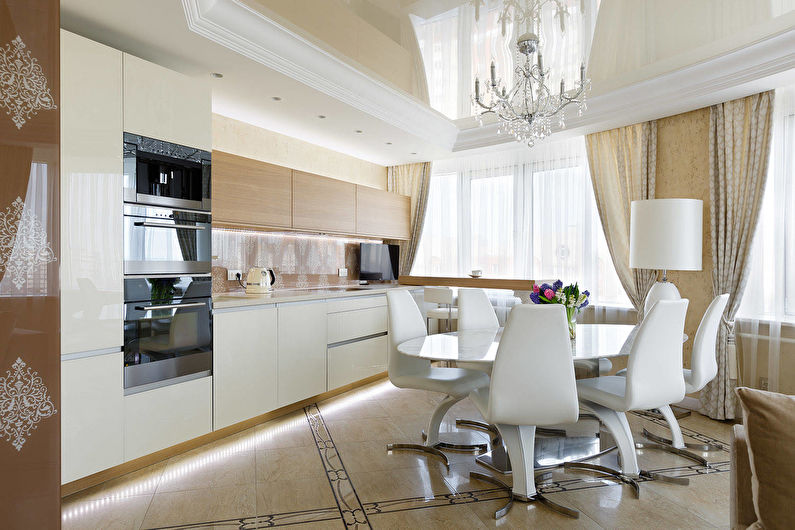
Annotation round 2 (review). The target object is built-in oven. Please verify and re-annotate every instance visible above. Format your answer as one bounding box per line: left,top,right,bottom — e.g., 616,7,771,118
124,204,211,275
123,276,212,393
123,132,211,211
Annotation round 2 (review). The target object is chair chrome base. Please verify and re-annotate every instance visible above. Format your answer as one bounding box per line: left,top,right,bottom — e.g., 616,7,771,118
420,430,489,453
386,443,450,469
563,462,641,498
646,406,691,420
639,469,690,485
469,471,579,520
634,439,710,467
642,427,723,452
455,419,502,445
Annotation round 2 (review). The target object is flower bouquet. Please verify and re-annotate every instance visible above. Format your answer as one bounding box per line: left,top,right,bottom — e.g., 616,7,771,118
529,280,590,339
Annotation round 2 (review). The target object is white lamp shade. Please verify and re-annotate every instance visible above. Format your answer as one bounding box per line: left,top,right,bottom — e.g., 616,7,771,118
630,199,703,270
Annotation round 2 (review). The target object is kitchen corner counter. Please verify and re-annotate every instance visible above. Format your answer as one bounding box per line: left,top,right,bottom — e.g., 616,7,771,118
212,284,419,310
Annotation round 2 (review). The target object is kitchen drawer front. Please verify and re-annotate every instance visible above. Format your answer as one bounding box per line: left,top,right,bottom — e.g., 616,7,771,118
328,335,388,389
326,294,386,314
328,306,387,344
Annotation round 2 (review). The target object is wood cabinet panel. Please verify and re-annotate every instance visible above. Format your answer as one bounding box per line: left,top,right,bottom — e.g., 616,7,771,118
356,186,411,239
212,151,292,228
292,170,356,233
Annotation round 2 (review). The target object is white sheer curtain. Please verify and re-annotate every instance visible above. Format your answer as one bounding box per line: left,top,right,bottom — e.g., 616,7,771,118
412,136,629,308
737,84,795,395
412,0,597,120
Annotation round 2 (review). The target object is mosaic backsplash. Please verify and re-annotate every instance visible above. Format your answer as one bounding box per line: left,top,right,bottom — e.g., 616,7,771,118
211,229,382,293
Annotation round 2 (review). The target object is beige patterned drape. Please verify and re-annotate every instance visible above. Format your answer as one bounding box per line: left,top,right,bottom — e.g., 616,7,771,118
701,91,774,420
386,162,432,276
586,121,659,318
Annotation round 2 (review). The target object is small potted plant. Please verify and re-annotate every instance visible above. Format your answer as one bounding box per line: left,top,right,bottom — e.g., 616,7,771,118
529,280,590,339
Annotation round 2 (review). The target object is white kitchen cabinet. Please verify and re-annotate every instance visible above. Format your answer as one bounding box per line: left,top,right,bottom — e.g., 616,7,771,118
327,306,387,344
124,377,212,462
214,305,278,429
277,301,328,406
328,335,388,389
60,30,124,355
123,53,211,150
61,352,124,484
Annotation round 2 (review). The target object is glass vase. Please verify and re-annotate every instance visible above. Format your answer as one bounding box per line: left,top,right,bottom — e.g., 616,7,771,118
566,307,577,339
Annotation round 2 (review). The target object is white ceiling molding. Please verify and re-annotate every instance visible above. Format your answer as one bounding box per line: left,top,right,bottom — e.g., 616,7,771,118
181,0,458,152
455,23,795,152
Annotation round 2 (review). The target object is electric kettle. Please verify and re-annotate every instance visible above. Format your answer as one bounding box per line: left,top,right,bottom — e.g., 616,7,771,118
246,267,276,294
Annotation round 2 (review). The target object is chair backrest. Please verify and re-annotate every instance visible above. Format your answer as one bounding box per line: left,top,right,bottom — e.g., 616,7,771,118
458,288,500,331
625,299,689,411
487,304,579,426
386,290,431,380
424,286,454,305
688,293,729,391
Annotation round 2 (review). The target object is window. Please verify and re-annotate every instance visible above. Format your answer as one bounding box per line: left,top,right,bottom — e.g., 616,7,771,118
738,86,795,323
412,137,630,307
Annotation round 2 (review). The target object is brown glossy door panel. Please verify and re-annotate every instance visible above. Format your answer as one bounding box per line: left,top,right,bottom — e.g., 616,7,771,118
0,0,61,526
212,151,292,229
356,185,410,239
292,170,356,234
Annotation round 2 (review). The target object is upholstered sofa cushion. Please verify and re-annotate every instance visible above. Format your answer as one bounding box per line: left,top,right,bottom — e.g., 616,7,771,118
735,387,795,529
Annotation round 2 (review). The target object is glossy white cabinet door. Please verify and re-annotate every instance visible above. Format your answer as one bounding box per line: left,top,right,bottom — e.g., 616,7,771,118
60,30,124,355
124,377,212,462
277,301,328,407
61,352,124,484
123,53,211,150
214,306,278,429
328,335,388,390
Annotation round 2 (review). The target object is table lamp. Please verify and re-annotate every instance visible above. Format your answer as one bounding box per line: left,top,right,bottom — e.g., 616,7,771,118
630,199,703,315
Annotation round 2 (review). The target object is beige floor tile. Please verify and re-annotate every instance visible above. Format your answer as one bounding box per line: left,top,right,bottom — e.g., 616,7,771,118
255,445,327,481
468,495,601,529
336,438,446,473
156,449,256,493
255,476,337,515
141,483,256,529
317,395,391,421
62,493,152,530
369,504,488,529
251,412,317,450
349,466,456,504
558,482,719,528
644,470,731,527
322,416,408,443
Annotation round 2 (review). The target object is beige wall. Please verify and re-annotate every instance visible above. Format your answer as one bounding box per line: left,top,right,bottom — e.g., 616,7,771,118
212,114,388,190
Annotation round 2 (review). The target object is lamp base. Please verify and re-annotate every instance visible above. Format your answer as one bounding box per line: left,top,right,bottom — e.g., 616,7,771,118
644,281,681,316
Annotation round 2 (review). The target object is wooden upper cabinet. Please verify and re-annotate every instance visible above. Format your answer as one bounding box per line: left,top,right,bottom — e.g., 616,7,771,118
292,170,356,234
356,186,411,239
212,151,292,228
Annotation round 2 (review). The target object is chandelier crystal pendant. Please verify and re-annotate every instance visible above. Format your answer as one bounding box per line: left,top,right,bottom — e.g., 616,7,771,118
472,0,590,147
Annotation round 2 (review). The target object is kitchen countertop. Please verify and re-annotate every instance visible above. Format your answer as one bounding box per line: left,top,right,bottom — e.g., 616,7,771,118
212,284,419,310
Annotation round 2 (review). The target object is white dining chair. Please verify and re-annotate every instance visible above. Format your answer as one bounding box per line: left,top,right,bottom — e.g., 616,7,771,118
468,304,580,519
458,288,500,331
566,299,691,496
385,290,489,467
639,293,729,456
424,286,458,333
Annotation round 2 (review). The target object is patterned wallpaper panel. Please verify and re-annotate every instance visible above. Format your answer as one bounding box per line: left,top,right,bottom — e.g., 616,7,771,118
212,228,382,293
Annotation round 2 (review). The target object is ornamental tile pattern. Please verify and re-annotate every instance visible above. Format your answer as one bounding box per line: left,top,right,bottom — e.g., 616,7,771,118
0,36,57,129
0,357,57,451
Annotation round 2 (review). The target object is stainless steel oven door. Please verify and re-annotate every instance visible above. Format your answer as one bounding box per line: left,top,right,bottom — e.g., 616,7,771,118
123,294,212,393
124,204,211,275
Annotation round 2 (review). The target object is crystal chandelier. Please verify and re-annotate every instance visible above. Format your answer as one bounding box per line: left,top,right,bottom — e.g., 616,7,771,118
472,0,590,147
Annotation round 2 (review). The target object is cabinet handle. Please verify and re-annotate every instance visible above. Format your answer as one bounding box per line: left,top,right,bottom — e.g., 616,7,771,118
134,221,205,230
135,302,206,311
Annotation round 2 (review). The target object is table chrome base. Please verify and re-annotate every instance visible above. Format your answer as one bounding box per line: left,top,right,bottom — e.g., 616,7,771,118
469,471,579,520
386,443,450,469
642,427,723,452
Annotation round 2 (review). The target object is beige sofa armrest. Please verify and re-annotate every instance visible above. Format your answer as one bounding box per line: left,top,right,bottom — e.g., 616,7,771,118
731,424,757,529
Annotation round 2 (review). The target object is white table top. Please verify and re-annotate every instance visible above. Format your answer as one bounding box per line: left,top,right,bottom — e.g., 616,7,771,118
397,324,639,364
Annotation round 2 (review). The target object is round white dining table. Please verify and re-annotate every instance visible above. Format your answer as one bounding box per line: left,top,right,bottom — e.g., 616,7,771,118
396,323,639,473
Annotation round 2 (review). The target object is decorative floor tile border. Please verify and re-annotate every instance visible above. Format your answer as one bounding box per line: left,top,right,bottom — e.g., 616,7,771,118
631,410,730,452
304,403,371,529
149,506,341,529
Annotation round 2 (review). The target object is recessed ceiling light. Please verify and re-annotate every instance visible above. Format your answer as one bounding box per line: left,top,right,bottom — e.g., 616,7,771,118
385,142,392,145
271,96,282,101
318,115,326,119
211,72,223,78
355,129,363,134
410,152,417,155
